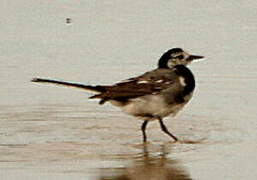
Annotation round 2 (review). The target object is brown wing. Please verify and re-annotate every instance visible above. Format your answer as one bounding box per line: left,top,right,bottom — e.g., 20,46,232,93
90,68,179,104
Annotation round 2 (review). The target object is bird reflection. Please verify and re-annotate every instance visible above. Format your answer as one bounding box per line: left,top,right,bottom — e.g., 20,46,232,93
98,144,192,180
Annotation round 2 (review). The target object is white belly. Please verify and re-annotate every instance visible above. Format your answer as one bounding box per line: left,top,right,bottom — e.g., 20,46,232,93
109,94,186,120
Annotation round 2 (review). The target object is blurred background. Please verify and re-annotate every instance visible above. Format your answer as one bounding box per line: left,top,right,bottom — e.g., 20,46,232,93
1,0,257,179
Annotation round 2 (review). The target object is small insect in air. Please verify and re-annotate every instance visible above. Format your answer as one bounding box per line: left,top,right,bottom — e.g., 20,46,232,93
66,18,72,24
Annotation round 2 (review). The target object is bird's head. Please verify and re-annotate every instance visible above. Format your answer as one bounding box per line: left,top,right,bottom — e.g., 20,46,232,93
158,48,204,68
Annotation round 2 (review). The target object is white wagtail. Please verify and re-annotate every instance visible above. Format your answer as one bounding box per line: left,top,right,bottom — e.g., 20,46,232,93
32,48,204,142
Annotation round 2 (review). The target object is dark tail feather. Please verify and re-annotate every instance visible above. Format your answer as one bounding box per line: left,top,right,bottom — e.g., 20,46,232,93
89,94,108,105
31,78,106,93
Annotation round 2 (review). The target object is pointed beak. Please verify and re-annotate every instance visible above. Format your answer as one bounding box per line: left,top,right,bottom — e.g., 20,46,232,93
187,55,204,61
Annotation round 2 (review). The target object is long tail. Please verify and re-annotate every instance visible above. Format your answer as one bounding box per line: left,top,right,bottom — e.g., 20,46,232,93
31,78,106,93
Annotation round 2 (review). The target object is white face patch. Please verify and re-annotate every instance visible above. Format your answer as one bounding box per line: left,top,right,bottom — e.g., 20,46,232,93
137,80,148,84
167,60,176,68
166,51,192,68
179,76,186,86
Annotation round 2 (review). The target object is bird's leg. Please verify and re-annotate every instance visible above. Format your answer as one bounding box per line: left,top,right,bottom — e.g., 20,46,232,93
141,120,149,142
158,118,178,142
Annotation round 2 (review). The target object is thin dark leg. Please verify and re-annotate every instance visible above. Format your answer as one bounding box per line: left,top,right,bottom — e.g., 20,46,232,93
158,118,178,142
141,120,148,142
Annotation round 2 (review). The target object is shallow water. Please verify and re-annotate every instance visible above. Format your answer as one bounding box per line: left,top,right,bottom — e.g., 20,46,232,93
1,0,257,179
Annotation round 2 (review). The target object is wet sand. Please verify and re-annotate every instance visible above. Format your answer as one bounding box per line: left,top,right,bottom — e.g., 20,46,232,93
1,0,257,179
1,97,256,180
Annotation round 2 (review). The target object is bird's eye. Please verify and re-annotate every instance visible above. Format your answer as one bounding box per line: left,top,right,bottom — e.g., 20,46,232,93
177,55,184,59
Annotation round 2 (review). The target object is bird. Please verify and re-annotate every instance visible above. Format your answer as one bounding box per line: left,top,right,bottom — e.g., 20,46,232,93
31,48,204,142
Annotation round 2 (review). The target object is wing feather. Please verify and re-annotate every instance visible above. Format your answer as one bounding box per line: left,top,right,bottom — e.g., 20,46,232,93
90,69,181,103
